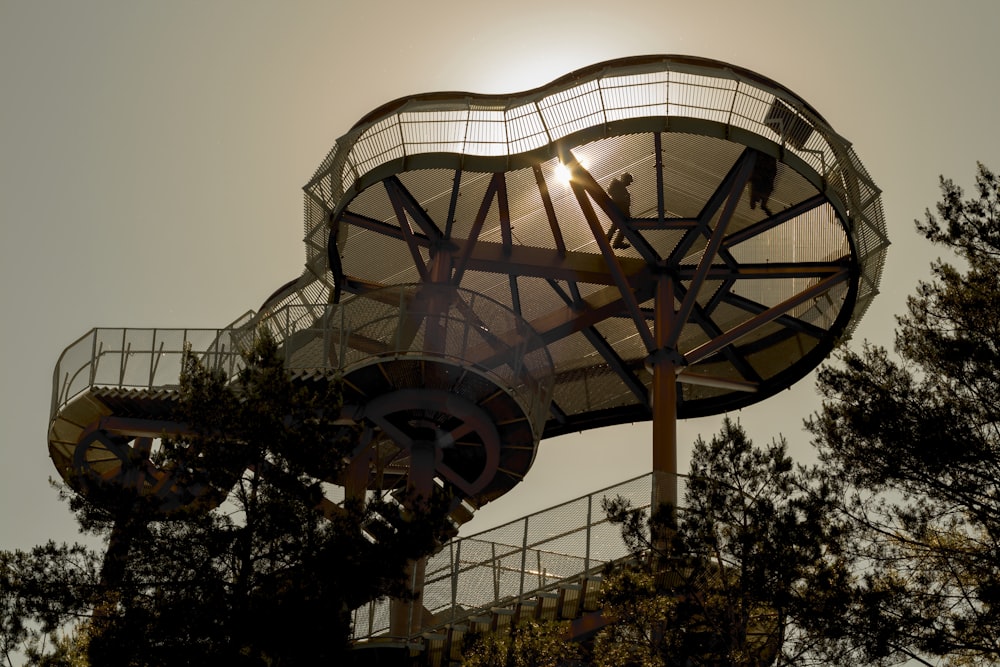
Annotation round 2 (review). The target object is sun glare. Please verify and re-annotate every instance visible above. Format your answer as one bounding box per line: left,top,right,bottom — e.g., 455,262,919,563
554,162,572,184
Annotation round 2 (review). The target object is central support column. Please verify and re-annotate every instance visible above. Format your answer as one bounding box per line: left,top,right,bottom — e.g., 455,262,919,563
389,440,437,638
391,258,451,641
651,273,679,512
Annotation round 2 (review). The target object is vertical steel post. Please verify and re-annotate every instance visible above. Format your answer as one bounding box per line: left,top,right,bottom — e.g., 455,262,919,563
651,273,678,512
89,330,98,388
519,516,530,597
584,493,593,573
450,539,460,626
389,440,436,638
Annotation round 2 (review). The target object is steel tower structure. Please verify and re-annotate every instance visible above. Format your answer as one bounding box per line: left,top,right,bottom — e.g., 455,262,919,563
49,55,887,652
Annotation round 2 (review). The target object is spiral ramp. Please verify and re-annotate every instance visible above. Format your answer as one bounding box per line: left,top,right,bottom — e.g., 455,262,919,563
49,285,553,521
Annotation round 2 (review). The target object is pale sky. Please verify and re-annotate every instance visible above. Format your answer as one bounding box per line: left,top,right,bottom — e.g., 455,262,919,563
3,0,1000,553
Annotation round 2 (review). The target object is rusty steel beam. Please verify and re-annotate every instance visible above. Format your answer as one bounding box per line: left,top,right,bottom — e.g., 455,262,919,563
384,179,429,281
667,151,756,349
570,176,656,352
384,176,444,242
668,148,755,268
533,164,566,256
684,268,850,365
450,173,502,285
674,260,850,280
722,193,828,248
457,240,649,285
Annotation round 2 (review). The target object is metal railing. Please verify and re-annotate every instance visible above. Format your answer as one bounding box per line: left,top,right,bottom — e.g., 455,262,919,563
50,322,253,422
351,472,687,640
52,287,555,440
303,56,887,342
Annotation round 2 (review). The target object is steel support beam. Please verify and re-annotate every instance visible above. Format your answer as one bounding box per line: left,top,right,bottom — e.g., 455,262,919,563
651,273,678,512
684,269,850,364
569,177,656,352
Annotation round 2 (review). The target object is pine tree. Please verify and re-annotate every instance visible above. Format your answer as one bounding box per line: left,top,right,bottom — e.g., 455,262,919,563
4,332,450,666
807,163,1000,664
595,419,849,667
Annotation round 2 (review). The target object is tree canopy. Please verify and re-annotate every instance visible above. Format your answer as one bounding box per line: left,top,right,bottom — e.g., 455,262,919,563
807,162,1000,665
3,332,449,667
593,419,849,667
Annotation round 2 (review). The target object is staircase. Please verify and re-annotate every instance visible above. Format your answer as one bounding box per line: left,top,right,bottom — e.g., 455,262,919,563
350,473,673,666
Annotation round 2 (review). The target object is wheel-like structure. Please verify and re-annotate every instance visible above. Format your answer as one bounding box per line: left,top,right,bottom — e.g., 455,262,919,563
340,359,537,507
70,413,229,515
286,284,554,507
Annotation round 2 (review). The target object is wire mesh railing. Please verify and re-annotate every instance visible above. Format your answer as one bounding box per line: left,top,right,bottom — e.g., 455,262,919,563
351,472,685,640
298,61,888,390
51,286,555,441
50,321,254,422
307,59,854,207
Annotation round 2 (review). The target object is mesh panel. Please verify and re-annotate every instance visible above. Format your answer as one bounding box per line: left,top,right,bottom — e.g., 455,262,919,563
328,285,554,432
662,133,741,219
352,473,666,640
446,171,493,240
747,332,819,379
347,176,395,223
454,270,514,312
506,166,558,251
397,169,456,232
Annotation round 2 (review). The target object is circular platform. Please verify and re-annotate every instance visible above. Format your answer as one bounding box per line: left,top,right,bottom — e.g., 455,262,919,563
273,55,887,436
47,55,888,519
273,284,554,506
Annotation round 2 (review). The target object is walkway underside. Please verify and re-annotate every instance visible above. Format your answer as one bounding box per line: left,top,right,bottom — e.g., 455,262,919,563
321,131,861,433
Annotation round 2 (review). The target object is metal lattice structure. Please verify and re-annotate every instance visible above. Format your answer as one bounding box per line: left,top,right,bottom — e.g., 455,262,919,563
48,55,887,655
353,472,663,643
267,54,887,434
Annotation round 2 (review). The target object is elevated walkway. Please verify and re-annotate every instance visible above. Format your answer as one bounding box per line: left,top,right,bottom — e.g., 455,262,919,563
351,473,680,666
49,286,553,517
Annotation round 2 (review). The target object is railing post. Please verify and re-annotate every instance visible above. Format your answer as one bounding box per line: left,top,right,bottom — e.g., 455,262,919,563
322,305,331,371
339,302,347,368
492,542,499,602
88,331,98,388
395,287,405,353
148,330,156,389
119,330,127,387
585,492,593,573
519,516,529,597
451,539,460,626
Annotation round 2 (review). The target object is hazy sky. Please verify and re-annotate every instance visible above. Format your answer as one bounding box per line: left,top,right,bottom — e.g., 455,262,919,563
3,0,1000,552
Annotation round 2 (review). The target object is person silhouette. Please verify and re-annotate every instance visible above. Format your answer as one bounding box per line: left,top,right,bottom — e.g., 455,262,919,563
607,172,633,249
748,151,777,217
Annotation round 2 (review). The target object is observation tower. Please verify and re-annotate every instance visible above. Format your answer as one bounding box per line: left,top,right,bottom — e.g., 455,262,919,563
48,55,887,657
290,54,886,507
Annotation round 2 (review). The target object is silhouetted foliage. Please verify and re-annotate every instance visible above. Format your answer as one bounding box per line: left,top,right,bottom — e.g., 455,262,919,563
808,163,1000,665
1,543,97,667
595,419,852,667
3,332,450,666
462,620,580,667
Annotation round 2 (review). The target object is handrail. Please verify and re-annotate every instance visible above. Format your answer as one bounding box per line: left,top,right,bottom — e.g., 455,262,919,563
51,287,555,438
351,472,686,640
302,56,887,348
